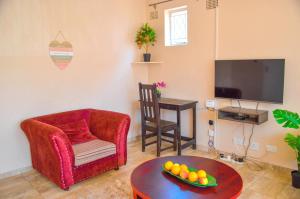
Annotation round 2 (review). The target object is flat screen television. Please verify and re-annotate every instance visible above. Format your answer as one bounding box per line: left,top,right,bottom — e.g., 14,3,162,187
215,59,285,104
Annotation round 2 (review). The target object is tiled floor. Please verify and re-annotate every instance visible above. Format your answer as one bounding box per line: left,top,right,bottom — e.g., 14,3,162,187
0,140,299,199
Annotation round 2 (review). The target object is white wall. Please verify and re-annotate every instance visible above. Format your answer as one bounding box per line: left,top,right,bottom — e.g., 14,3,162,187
0,0,148,175
148,0,300,169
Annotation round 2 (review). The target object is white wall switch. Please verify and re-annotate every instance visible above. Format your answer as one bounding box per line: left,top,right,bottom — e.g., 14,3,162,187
208,130,215,136
206,99,216,109
250,142,260,151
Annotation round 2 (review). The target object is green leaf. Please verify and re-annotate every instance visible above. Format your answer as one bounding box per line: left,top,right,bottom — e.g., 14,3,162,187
273,109,300,129
284,134,300,155
135,23,156,52
284,133,298,150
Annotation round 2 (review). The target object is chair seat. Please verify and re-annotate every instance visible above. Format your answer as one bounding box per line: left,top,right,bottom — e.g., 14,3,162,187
72,139,116,166
146,120,177,130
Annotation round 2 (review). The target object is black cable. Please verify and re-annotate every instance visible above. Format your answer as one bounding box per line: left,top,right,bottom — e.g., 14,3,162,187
244,124,255,159
237,100,241,109
243,101,259,159
256,102,260,113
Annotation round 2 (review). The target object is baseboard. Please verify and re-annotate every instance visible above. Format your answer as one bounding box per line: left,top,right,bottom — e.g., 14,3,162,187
127,135,141,143
196,144,295,171
196,144,209,152
0,166,32,180
0,141,291,180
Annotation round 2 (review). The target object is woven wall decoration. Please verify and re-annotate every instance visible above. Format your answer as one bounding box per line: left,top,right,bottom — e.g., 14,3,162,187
49,31,73,70
206,0,218,9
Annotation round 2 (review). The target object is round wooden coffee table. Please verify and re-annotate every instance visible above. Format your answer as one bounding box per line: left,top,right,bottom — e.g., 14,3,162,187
130,156,243,199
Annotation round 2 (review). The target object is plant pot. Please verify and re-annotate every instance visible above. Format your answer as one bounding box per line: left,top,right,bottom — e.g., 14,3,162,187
143,53,151,62
291,170,300,188
156,92,161,98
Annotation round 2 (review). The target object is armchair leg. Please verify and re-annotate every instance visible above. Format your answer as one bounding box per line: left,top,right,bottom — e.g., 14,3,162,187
64,187,70,191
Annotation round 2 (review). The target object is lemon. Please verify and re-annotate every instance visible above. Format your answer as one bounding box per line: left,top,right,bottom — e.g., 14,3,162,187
188,172,198,182
171,165,181,175
173,163,180,167
197,170,207,178
180,164,188,171
164,161,174,171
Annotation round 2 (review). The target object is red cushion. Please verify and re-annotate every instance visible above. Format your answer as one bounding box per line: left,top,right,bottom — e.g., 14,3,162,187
56,119,97,145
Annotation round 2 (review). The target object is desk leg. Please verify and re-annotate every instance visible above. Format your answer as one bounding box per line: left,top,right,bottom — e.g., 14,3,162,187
177,109,182,156
192,106,196,149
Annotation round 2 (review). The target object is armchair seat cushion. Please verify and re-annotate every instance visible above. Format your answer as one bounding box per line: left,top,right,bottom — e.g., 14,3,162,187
72,139,116,166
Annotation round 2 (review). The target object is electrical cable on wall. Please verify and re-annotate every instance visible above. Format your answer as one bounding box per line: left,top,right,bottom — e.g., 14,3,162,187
206,104,220,159
235,101,265,171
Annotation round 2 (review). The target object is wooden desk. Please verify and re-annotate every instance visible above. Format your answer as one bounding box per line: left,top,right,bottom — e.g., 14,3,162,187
158,98,198,155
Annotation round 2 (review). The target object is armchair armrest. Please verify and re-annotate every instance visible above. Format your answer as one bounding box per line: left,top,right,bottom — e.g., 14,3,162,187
89,109,131,166
20,119,74,189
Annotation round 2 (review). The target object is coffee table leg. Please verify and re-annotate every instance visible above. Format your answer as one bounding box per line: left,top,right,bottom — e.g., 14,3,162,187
177,109,182,156
192,106,196,149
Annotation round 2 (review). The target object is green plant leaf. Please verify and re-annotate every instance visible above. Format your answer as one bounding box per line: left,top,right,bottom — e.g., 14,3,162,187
135,23,156,53
273,109,300,129
284,133,299,150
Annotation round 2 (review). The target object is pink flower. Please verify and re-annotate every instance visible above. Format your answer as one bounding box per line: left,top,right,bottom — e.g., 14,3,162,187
155,81,166,88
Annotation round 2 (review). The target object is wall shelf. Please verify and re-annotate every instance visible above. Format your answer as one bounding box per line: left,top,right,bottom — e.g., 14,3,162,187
218,106,268,125
132,61,163,64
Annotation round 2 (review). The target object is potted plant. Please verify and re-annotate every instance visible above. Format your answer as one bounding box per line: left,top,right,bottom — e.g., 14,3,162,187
135,23,156,62
154,81,166,98
273,109,300,188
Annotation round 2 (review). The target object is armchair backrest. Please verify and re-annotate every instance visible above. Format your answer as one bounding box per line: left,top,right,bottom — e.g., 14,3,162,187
33,109,92,126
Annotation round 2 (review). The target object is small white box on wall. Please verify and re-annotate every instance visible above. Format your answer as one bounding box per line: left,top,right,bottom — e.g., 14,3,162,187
206,99,216,109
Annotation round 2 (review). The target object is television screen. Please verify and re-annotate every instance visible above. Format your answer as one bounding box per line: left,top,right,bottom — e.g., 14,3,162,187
215,59,285,103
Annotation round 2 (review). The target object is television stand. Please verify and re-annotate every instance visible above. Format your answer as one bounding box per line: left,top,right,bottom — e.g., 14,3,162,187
218,106,268,125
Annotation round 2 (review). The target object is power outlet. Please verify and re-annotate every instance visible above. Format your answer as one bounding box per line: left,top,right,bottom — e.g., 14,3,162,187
266,145,278,153
250,142,260,151
208,130,215,136
234,137,260,151
206,99,216,109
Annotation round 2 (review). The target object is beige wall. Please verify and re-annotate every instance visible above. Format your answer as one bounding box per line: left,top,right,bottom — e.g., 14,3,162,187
148,0,300,169
1,0,299,175
0,0,147,175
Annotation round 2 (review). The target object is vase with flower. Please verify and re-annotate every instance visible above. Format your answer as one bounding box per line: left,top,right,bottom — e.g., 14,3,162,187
154,81,166,98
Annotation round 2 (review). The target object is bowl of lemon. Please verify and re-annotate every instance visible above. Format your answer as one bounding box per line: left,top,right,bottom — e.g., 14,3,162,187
162,161,217,187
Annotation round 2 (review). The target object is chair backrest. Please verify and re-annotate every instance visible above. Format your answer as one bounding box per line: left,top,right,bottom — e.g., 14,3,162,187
138,83,160,126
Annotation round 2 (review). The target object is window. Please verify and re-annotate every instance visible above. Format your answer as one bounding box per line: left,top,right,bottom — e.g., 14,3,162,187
164,6,188,46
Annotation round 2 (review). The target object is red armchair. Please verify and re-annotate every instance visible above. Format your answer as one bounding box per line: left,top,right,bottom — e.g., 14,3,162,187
21,109,130,190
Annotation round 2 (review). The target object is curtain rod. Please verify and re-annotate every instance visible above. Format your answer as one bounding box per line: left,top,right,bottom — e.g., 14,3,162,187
148,0,175,7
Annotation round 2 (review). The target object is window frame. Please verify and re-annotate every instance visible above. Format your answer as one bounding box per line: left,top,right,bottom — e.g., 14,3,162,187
164,5,188,47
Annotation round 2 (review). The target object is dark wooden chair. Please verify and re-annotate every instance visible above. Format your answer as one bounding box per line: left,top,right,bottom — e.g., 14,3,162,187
138,83,178,157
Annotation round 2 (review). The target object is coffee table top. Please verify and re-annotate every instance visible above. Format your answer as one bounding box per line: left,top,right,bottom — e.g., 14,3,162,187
130,156,243,199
